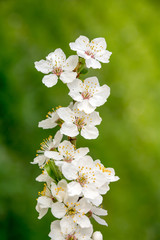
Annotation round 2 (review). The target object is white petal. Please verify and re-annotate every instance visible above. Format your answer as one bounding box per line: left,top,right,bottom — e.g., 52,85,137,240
75,225,93,240
49,220,64,240
92,214,108,226
76,198,91,214
74,147,89,159
47,48,66,67
61,122,79,137
44,151,62,160
81,125,99,139
95,50,112,63
98,183,110,195
53,130,63,147
74,214,91,228
36,204,48,219
85,58,101,69
62,162,77,180
69,91,83,102
31,155,46,166
38,118,57,129
89,111,102,125
82,184,99,199
91,206,107,216
91,37,107,51
69,35,89,51
89,85,110,107
60,71,77,83
89,195,103,206
78,100,96,114
42,74,58,87
63,55,78,71
57,107,74,123
34,60,53,74
60,216,76,235
51,202,66,218
67,79,83,92
84,76,100,88
37,196,52,208
67,182,82,196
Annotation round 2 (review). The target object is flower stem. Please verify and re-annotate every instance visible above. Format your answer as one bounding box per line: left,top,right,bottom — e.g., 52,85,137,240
68,136,77,147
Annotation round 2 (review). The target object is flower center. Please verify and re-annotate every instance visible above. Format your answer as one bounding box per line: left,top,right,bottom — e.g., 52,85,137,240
52,67,63,76
85,51,94,58
66,235,77,240
74,117,86,130
77,174,87,187
81,90,92,100
64,156,73,163
66,207,76,216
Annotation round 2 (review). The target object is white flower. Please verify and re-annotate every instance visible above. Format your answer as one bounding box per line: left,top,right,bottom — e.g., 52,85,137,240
31,131,62,167
50,179,68,203
38,108,60,129
57,103,102,139
36,179,68,219
69,36,112,69
51,196,92,228
95,160,120,183
68,77,110,114
36,184,53,219
44,140,89,169
49,220,93,240
35,48,78,87
63,156,106,200
92,231,103,240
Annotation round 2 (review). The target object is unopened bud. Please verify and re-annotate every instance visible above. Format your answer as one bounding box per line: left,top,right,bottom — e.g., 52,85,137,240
92,231,103,240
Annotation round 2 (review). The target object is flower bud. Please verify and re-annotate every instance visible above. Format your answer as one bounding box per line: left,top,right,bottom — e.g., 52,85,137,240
92,231,103,240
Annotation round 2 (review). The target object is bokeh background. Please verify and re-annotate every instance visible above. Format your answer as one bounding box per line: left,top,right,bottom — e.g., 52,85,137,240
0,0,160,239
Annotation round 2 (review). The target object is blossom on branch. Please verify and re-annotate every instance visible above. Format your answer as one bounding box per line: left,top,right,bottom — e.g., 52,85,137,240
68,77,110,114
35,48,78,87
57,103,102,139
69,35,112,69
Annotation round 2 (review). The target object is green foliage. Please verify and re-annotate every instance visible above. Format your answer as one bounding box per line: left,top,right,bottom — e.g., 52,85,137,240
0,0,160,239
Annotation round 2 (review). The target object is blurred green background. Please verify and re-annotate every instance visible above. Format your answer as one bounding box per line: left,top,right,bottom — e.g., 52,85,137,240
0,0,160,239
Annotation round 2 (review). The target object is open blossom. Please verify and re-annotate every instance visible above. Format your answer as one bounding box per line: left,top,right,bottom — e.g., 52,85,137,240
68,77,110,114
69,36,112,69
51,196,92,229
49,220,93,240
31,131,62,167
57,103,102,139
36,179,67,219
95,160,119,183
36,184,53,219
44,140,89,170
62,156,106,200
35,48,78,87
38,108,61,129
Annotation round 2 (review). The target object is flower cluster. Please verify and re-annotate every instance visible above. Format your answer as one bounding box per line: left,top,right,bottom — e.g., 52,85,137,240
33,35,119,240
